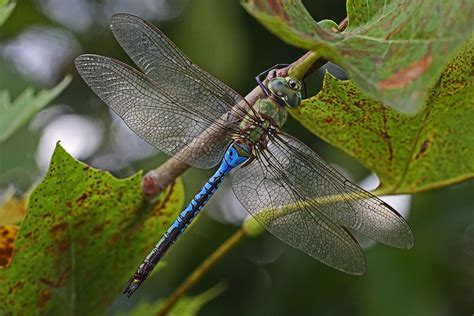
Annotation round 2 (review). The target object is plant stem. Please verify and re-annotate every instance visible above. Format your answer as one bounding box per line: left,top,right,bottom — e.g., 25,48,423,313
158,227,247,315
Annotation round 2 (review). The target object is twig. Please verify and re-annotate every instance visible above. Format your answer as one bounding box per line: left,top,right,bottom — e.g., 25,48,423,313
158,227,247,316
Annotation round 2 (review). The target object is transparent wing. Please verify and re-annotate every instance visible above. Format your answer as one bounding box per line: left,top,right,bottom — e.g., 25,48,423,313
270,134,414,248
233,133,414,274
75,54,239,169
233,141,366,274
109,13,248,130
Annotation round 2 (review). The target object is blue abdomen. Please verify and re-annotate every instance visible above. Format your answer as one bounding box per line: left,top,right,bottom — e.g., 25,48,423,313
124,142,252,296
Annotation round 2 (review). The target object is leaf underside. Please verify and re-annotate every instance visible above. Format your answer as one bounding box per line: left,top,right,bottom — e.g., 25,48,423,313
291,37,474,194
242,0,473,114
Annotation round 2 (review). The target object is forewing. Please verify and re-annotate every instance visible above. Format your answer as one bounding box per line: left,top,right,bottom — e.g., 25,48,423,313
233,145,366,275
75,54,234,168
109,13,246,126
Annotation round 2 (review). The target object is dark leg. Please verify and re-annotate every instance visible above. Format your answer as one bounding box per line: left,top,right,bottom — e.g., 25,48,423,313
255,63,289,96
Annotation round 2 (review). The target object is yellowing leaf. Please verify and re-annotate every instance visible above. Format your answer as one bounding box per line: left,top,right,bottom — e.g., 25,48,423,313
0,191,28,225
0,143,185,315
0,225,18,268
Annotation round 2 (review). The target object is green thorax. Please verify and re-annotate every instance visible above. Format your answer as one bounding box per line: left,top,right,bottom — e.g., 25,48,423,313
237,75,303,144
255,98,288,128
239,98,288,143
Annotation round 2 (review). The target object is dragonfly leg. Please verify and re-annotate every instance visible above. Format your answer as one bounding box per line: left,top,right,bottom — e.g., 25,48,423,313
255,63,290,96
240,154,256,168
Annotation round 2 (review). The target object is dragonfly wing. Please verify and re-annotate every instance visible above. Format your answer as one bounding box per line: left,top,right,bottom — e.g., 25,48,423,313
109,13,246,126
234,132,413,251
233,147,366,275
75,54,235,168
269,134,414,248
233,133,414,273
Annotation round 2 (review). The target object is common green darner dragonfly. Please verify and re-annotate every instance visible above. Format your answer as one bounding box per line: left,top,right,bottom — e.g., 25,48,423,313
75,13,414,297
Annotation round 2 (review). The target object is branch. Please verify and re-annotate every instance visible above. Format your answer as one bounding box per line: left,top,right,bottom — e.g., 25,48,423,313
141,18,348,198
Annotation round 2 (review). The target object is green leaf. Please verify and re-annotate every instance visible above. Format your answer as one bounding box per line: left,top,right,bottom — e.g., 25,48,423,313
0,76,71,142
123,283,226,316
241,0,473,114
290,37,473,194
0,0,15,26
0,143,185,315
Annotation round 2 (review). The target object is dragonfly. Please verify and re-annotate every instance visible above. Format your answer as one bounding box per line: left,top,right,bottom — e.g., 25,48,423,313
75,13,414,297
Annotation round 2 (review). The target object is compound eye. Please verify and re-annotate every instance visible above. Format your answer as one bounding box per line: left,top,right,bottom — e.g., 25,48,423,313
289,80,296,89
287,77,300,90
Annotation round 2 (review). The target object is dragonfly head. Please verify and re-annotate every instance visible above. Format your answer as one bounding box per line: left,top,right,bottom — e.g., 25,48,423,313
268,76,303,108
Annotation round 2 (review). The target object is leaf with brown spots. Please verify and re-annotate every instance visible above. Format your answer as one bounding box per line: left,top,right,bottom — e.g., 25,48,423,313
0,143,184,315
0,225,18,268
241,0,473,114
290,37,473,194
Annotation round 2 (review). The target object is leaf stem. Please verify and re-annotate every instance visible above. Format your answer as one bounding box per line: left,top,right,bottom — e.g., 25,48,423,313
158,227,247,315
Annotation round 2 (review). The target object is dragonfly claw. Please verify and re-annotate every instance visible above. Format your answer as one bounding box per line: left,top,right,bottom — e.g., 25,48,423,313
123,278,141,298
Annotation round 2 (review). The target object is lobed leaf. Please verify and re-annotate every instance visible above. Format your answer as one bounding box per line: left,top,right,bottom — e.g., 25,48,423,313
0,143,185,315
242,0,473,114
0,76,71,142
290,37,473,194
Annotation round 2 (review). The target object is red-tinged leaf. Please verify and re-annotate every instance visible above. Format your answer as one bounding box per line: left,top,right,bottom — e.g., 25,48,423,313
290,37,474,194
242,0,473,114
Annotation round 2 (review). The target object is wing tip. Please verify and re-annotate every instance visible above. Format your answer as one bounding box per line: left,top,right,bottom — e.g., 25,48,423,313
74,54,92,76
74,53,105,65
74,54,92,66
74,54,112,77
400,233,415,249
110,12,149,31
110,12,143,24
109,11,169,44
337,259,367,276
380,201,415,249
377,230,415,250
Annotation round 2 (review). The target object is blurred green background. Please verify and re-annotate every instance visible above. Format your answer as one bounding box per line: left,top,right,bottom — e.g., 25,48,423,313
0,0,472,315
